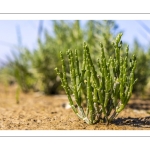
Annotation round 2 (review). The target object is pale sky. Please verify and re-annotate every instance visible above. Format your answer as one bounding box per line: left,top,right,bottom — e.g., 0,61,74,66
0,20,150,63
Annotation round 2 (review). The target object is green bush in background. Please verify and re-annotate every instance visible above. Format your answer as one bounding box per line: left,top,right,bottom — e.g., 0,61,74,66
130,40,150,95
30,20,85,94
0,47,36,92
0,20,150,97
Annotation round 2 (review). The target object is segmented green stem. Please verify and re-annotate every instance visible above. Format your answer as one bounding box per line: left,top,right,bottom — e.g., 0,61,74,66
55,33,137,125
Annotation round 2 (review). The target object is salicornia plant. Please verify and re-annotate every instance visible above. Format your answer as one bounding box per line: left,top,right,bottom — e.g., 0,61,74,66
55,33,137,125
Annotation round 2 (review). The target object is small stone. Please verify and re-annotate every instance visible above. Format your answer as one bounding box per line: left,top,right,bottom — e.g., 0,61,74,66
62,103,71,109
37,120,41,123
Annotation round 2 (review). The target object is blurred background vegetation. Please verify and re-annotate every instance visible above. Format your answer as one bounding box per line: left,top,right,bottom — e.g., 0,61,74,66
0,20,150,97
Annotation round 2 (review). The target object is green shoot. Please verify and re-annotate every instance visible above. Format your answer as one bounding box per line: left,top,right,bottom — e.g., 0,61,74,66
55,33,137,125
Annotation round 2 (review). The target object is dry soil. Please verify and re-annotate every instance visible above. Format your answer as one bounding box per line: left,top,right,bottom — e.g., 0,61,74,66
0,84,150,130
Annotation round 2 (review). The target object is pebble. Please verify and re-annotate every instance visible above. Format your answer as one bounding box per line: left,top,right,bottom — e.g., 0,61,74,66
62,103,71,109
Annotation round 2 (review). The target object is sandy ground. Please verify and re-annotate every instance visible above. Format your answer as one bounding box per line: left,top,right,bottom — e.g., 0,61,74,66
0,84,150,130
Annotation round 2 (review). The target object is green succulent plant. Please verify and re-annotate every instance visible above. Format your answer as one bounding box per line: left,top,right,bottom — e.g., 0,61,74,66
55,33,137,125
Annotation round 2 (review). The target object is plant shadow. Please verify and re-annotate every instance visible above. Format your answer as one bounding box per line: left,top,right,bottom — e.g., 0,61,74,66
112,116,150,128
